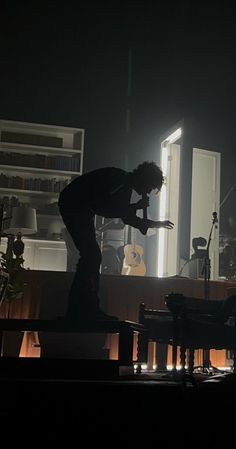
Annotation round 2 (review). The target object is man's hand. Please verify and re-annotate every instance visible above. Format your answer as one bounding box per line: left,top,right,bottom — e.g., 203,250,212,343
135,195,150,211
152,220,174,230
139,219,174,235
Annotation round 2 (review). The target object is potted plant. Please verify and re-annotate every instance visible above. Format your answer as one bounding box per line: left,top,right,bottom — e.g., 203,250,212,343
0,235,26,356
0,250,25,308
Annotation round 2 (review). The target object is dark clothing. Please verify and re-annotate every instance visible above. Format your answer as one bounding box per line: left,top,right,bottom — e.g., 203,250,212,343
59,167,143,227
58,167,142,318
59,167,130,217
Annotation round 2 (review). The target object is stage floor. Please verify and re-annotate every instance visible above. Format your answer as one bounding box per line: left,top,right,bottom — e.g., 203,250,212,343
0,367,234,444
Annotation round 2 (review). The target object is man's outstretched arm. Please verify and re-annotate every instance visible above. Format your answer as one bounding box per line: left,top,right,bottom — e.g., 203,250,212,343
122,215,174,235
139,218,174,235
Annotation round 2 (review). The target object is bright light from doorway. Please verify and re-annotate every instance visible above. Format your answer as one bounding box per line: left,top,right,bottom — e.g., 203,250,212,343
157,127,182,277
167,127,182,144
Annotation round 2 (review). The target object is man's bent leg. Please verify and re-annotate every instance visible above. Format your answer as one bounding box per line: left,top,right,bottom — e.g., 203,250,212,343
66,228,117,321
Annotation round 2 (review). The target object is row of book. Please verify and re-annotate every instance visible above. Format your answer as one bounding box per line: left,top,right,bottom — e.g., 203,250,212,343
0,152,81,171
0,173,69,192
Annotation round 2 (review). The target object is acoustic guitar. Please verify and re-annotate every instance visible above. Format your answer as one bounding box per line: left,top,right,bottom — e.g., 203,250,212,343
122,225,146,276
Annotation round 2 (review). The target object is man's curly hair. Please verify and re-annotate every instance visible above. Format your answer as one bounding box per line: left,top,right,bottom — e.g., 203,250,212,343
132,161,164,191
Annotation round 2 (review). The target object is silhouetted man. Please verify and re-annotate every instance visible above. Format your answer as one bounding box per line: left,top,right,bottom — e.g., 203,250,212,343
58,162,174,321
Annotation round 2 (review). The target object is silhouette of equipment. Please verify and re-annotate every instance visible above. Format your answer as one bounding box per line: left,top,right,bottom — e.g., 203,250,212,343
165,292,236,374
200,212,218,371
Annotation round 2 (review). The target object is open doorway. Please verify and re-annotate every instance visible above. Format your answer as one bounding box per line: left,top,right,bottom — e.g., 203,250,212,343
156,126,182,277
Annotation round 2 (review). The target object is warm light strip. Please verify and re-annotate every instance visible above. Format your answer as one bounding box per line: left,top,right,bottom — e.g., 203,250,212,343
136,364,233,372
134,364,187,371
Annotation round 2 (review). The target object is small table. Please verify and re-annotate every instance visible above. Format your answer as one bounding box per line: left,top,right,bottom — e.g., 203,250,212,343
0,318,144,367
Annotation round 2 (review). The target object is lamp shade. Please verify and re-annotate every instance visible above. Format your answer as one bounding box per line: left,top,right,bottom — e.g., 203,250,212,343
4,207,37,235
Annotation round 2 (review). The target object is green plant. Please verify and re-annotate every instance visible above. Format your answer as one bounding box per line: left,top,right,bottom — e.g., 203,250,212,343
0,251,25,301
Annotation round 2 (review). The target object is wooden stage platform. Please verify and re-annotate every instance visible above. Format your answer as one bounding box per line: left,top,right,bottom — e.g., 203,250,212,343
0,271,235,367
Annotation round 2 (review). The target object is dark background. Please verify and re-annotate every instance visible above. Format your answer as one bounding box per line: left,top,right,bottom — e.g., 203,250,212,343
1,1,236,228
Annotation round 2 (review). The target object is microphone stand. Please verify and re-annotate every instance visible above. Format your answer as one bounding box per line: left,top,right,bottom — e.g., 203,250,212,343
201,211,218,371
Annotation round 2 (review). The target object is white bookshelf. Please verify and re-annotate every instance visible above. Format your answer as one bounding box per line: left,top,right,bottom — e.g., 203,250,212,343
0,120,85,270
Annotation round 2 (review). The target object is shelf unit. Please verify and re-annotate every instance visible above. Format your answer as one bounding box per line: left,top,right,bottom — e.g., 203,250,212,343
0,120,84,269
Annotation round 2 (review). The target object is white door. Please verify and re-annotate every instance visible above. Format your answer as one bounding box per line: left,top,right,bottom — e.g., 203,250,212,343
190,148,221,280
